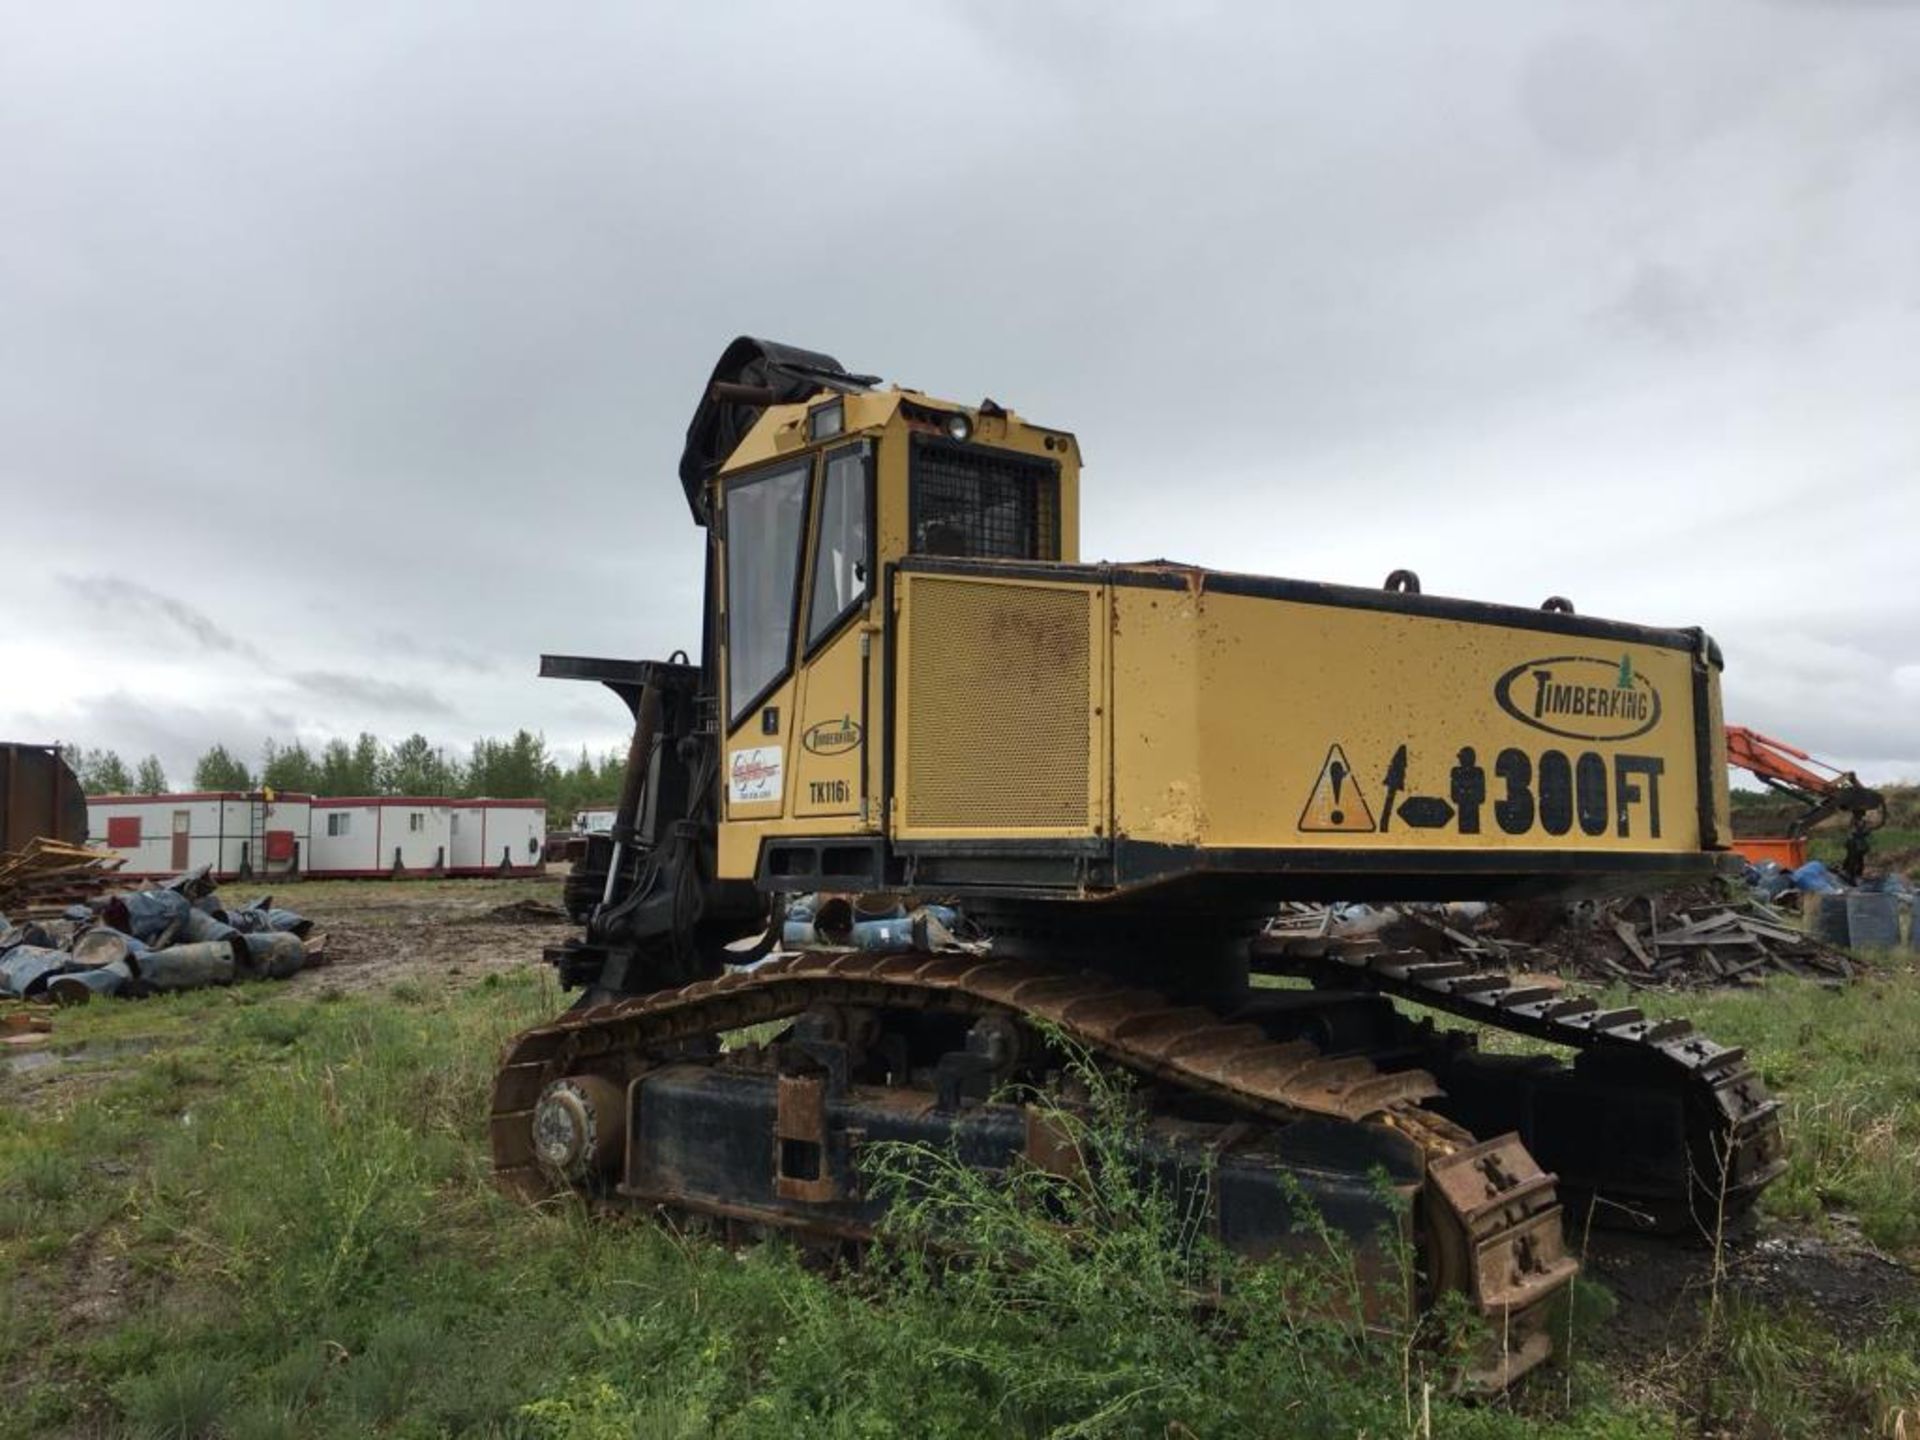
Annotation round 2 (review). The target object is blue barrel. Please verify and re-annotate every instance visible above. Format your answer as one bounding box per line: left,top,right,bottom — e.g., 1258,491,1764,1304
264,908,312,937
69,928,150,969
48,959,132,1005
111,889,192,943
0,946,68,999
851,917,921,951
139,940,238,990
1845,891,1901,950
238,931,307,979
181,908,239,944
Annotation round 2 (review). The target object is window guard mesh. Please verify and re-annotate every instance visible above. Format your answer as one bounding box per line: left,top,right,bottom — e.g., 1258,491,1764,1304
909,440,1059,561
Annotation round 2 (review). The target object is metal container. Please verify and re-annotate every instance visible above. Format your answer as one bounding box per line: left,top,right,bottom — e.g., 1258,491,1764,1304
851,894,906,923
811,896,855,942
108,889,192,944
69,928,150,969
1806,891,1852,948
180,907,239,944
1845,891,1900,950
238,931,307,980
0,946,68,999
48,959,131,1005
0,743,88,852
850,916,920,951
138,940,238,991
264,908,312,937
1,921,56,952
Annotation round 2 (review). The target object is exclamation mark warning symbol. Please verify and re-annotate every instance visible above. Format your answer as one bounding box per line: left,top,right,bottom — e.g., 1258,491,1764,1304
1297,744,1377,832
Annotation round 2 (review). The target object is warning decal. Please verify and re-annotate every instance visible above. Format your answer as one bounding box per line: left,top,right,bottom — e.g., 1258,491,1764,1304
1297,744,1377,832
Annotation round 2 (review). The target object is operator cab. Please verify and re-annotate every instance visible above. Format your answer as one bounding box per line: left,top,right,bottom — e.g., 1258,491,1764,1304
706,374,1081,853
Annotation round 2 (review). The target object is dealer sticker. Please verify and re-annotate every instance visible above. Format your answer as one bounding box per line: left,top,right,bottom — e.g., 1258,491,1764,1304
728,746,784,804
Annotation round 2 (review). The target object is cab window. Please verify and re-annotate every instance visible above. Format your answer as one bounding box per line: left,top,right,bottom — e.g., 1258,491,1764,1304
806,446,869,648
725,459,809,724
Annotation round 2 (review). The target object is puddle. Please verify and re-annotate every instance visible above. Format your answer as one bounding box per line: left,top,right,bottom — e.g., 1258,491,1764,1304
4,1037,157,1078
6,1045,59,1075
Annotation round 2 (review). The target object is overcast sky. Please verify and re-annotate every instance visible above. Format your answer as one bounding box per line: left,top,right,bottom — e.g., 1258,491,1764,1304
3,1,1917,788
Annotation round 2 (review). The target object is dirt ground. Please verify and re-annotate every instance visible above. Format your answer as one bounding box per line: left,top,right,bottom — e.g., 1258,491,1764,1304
1583,1219,1920,1378
276,876,573,996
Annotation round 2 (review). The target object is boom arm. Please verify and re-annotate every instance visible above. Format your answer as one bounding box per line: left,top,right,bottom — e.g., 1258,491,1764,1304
1724,725,1885,881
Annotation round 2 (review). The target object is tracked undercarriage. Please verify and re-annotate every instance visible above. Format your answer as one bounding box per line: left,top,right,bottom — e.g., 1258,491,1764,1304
493,933,1782,1385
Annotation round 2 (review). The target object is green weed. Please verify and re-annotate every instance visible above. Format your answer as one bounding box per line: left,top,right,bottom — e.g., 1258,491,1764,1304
1703,1297,1920,1439
1629,970,1920,1255
1,928,1912,1440
112,1353,239,1439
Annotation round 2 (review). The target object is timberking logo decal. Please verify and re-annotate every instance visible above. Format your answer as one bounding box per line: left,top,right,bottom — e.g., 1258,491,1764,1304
801,716,863,756
1494,653,1662,742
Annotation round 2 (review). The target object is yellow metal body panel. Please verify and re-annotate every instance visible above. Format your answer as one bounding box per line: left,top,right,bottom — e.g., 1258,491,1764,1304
791,623,867,821
892,572,1109,839
1109,582,1705,854
705,379,1723,887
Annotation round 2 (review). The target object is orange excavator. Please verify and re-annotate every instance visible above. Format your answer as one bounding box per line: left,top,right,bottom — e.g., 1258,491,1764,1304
1724,725,1885,883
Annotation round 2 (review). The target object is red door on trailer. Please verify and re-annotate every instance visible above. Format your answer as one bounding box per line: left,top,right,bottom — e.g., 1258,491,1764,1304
171,810,190,869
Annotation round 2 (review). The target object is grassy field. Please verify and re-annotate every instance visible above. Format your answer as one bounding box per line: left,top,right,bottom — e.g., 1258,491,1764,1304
2,884,1916,1437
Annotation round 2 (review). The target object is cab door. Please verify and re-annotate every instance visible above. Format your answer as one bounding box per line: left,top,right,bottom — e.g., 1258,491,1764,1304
790,442,874,825
719,455,812,822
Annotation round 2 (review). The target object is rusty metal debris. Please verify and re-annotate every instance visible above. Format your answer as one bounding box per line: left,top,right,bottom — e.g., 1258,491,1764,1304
1270,882,1873,990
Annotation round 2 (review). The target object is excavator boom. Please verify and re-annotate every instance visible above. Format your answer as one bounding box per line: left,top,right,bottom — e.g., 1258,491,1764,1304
1724,723,1884,881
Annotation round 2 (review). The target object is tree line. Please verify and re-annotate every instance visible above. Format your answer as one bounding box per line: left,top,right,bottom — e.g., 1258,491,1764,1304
66,731,627,821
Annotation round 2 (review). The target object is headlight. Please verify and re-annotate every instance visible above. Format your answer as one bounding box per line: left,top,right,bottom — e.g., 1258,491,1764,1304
808,399,844,442
945,412,972,443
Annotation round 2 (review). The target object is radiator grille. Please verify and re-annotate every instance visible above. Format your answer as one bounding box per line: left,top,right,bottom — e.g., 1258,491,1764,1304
905,578,1092,829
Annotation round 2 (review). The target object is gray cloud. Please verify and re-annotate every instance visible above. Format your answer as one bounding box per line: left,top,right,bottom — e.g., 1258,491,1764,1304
3,1,1917,785
371,630,504,675
288,672,455,717
57,575,266,661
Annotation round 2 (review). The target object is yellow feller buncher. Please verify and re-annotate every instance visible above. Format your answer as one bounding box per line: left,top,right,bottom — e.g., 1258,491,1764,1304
495,339,1785,1384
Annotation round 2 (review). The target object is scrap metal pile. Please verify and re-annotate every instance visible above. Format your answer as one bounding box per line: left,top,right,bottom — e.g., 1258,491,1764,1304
0,865,325,1005
0,838,126,918
1270,875,1900,990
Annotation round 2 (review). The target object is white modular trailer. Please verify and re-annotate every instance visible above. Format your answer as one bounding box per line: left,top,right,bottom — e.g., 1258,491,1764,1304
448,799,548,876
86,792,313,881
308,797,453,878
